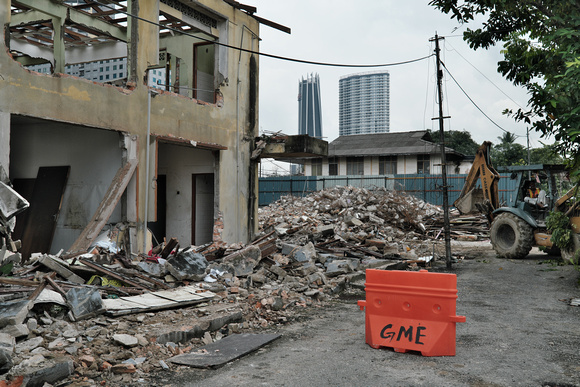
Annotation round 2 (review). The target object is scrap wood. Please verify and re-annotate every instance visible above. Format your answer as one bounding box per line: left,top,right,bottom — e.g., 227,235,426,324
342,240,384,259
160,238,179,259
37,255,85,284
250,230,276,246
79,258,151,291
43,272,67,298
0,277,40,287
68,158,138,254
117,268,170,289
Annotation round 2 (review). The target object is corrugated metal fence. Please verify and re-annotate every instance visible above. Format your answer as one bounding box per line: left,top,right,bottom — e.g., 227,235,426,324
259,174,519,207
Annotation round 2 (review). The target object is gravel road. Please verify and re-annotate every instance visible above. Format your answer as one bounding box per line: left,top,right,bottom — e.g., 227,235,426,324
161,243,580,387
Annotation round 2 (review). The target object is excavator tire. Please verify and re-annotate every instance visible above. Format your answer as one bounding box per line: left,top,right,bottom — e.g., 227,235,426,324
490,212,533,259
561,233,580,264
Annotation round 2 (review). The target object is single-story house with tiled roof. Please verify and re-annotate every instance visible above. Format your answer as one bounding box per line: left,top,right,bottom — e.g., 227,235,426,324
304,130,470,176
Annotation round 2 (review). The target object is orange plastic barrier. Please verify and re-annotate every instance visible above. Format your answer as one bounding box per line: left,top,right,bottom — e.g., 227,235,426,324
357,269,466,357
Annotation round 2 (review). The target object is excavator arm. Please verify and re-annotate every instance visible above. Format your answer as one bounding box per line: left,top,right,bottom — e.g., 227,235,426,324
454,141,500,218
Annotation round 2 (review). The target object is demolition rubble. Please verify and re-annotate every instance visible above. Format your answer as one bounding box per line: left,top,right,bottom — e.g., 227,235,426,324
0,186,485,386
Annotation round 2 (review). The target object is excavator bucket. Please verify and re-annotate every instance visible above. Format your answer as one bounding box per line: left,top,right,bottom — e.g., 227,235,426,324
454,187,484,214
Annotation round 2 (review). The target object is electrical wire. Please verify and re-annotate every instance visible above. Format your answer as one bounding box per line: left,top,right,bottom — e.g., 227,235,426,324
440,61,522,137
445,41,525,109
94,1,433,68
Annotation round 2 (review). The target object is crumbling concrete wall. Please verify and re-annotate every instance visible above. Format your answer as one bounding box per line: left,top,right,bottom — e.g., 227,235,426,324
0,0,260,252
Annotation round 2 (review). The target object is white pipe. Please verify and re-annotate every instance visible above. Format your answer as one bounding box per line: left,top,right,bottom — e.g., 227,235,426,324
143,90,151,253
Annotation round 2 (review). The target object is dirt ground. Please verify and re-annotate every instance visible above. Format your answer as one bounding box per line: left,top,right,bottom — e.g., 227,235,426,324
154,242,580,387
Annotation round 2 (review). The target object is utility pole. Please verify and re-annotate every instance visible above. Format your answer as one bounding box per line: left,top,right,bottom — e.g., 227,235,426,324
431,33,453,269
527,127,531,179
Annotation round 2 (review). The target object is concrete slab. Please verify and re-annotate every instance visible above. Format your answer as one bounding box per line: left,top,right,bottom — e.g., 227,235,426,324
167,333,281,368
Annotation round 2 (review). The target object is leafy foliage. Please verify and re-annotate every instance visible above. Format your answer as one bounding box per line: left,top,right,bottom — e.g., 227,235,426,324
490,141,527,167
427,129,480,155
546,211,573,250
429,0,580,176
530,143,565,164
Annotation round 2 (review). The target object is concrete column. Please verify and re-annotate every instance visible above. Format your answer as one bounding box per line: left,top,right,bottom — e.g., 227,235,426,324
0,112,9,179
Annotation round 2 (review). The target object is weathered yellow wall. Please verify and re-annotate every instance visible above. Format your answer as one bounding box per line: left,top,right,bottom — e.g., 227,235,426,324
0,0,260,247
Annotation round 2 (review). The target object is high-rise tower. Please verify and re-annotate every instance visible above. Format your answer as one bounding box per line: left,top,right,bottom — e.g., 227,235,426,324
339,71,390,136
298,74,323,138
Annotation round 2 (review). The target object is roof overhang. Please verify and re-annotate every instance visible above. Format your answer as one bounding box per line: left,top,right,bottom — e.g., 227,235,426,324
254,135,328,160
154,134,227,151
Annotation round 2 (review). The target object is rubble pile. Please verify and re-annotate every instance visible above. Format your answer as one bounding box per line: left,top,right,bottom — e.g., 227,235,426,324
0,186,483,386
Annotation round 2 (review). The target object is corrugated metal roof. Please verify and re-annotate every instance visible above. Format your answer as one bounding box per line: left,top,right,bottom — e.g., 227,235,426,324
328,130,463,157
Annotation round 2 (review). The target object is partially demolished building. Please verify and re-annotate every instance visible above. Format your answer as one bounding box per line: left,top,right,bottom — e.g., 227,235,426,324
1,0,271,256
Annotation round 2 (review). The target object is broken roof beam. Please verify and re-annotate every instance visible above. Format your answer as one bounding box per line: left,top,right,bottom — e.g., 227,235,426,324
68,159,137,255
12,0,127,42
256,134,328,160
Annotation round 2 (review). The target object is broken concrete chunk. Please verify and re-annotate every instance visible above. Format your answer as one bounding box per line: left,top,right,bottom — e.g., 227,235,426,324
166,250,208,281
315,224,334,237
0,334,14,361
280,242,298,257
221,245,261,277
325,260,354,277
18,359,74,387
295,262,318,276
137,261,167,277
0,299,30,329
266,264,287,279
113,333,139,348
0,324,29,339
0,348,12,375
344,216,363,227
15,337,44,354
292,242,317,263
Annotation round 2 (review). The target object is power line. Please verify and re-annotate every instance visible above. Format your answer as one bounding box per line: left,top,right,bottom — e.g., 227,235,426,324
440,61,522,137
445,41,525,109
95,1,433,68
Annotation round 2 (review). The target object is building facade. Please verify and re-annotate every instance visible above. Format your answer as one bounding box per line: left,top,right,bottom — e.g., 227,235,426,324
304,131,468,176
339,71,390,136
298,73,323,138
1,0,276,257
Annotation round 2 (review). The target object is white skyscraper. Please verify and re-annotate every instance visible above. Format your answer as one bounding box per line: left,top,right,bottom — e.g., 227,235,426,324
339,70,390,136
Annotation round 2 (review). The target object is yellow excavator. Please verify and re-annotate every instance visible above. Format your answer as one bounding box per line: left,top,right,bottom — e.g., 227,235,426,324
454,142,579,263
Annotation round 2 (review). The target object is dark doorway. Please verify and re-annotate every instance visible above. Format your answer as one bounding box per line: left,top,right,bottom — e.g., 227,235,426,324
147,174,166,247
191,173,214,245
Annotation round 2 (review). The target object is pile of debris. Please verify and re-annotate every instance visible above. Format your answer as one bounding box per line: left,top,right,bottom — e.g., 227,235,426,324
0,186,485,386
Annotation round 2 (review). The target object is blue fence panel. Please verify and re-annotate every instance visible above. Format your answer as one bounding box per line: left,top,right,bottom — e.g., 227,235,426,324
258,176,318,206
258,173,520,207
315,175,395,191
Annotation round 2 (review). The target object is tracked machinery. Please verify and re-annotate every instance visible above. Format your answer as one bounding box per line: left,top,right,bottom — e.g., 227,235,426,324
454,142,580,262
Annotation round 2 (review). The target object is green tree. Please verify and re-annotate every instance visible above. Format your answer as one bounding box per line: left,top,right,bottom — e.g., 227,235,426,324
530,143,565,164
497,132,517,145
491,141,527,167
429,0,580,175
427,129,480,155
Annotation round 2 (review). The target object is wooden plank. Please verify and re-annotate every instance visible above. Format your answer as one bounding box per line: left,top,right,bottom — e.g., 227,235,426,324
102,285,215,315
20,166,70,260
152,288,210,303
38,255,85,284
118,292,179,308
69,159,137,254
79,258,151,291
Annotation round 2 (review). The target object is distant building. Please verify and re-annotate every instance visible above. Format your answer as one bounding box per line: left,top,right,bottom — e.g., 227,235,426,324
339,70,390,136
27,58,166,89
298,74,323,138
304,130,468,176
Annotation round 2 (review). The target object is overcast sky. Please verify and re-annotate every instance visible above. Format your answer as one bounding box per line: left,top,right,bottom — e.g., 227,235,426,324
248,1,548,154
